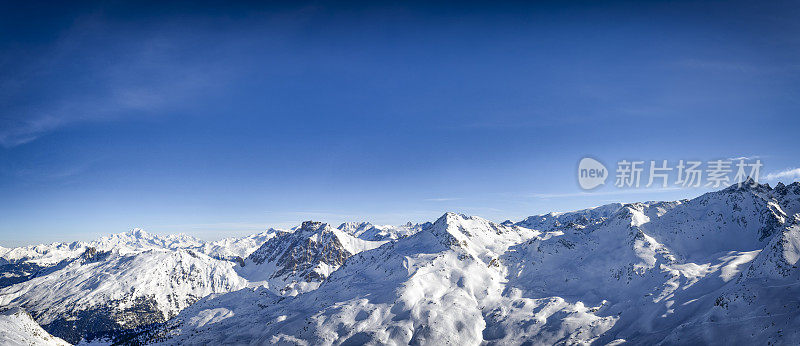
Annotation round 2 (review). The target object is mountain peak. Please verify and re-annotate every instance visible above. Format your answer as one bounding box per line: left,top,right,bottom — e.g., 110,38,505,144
436,212,471,224
297,221,328,233
774,181,800,196
127,228,149,238
429,212,498,243
722,178,771,193
337,221,374,237
338,221,372,229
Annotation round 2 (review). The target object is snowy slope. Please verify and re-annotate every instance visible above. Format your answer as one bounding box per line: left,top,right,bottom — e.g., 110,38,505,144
0,248,247,344
0,308,70,346
504,182,800,344
147,182,800,345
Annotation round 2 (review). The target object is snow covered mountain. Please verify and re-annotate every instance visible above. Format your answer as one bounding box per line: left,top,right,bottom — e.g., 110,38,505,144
0,308,70,346
514,202,624,232
337,221,430,241
237,221,388,295
0,247,247,344
0,229,279,343
197,229,278,261
0,228,275,289
3,181,800,345
145,213,540,344
0,229,205,290
141,181,800,345
0,222,388,343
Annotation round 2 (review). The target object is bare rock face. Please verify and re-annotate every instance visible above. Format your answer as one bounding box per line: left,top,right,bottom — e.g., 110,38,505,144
241,221,387,295
79,247,110,264
250,221,351,280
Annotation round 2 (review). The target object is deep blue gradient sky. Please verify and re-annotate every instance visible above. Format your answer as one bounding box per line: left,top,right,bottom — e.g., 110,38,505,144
1,1,799,246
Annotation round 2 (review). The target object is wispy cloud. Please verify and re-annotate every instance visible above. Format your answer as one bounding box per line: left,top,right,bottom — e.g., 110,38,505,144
0,115,68,147
727,155,762,161
0,17,233,148
272,210,358,219
764,168,800,182
529,187,685,199
676,59,800,74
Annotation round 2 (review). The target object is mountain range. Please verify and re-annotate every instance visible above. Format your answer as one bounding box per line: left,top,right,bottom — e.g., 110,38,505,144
1,181,799,345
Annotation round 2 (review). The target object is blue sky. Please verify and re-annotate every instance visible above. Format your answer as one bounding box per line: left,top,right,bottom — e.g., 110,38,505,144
1,1,799,246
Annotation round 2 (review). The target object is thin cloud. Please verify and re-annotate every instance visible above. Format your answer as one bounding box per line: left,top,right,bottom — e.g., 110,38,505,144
727,155,762,161
676,59,800,74
0,18,233,148
424,197,462,202
529,187,684,199
764,168,800,182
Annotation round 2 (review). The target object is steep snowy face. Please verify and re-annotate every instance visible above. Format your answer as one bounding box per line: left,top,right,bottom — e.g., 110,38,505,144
773,181,800,221
651,220,800,345
745,221,800,280
0,308,70,346
238,221,388,295
503,182,800,344
0,248,247,344
637,183,789,260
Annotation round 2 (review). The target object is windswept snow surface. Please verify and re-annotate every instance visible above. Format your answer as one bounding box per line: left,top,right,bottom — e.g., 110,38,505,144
0,308,70,346
4,182,800,345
